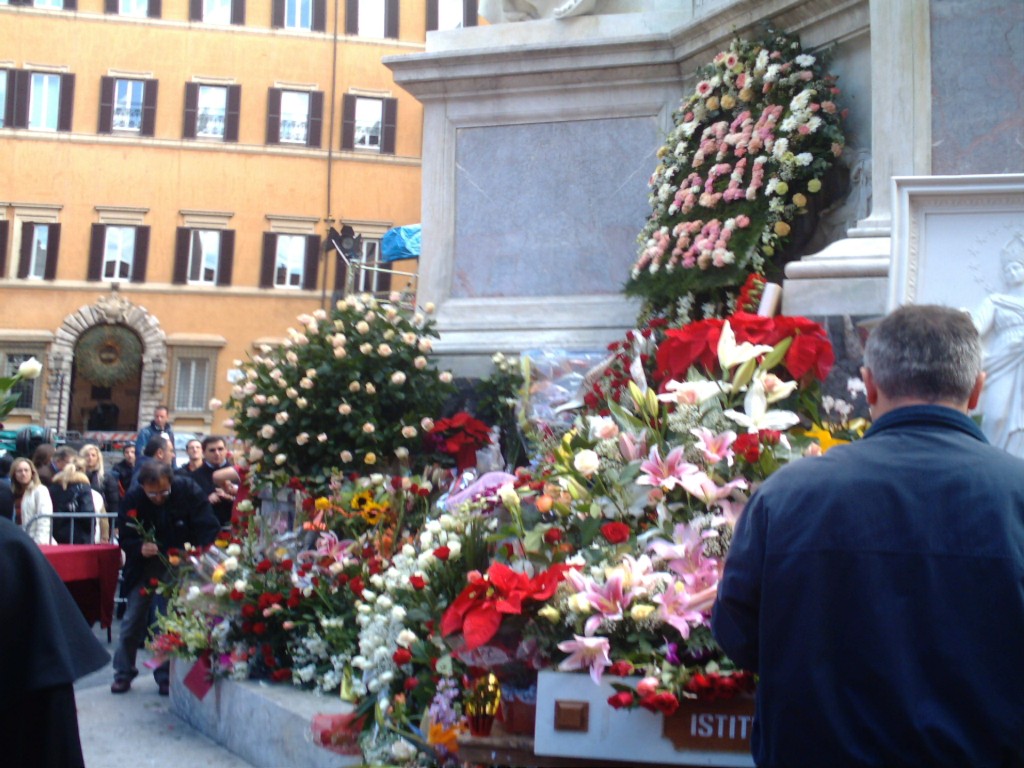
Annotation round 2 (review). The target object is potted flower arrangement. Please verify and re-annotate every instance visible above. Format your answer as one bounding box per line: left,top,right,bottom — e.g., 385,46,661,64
226,294,455,491
627,27,846,321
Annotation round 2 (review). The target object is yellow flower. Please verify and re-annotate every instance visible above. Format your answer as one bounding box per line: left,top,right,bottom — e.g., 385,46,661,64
361,503,388,526
364,452,377,465
792,193,807,208
705,95,720,111
211,566,226,584
314,497,331,512
800,426,849,453
351,490,375,512
720,93,736,109
807,178,822,193
774,221,791,237
428,722,463,752
630,603,656,621
738,87,755,102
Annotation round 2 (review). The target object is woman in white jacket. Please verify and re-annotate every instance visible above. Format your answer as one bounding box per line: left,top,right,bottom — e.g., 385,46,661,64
10,457,54,545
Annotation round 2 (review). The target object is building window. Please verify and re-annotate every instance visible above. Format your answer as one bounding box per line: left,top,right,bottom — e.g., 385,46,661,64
29,73,61,131
33,0,68,8
341,94,397,154
183,83,240,142
116,0,148,16
271,0,323,31
4,71,75,131
113,79,142,130
0,71,6,128
173,355,211,412
18,222,59,280
260,232,320,290
88,223,149,283
427,0,478,31
188,0,244,24
353,239,391,295
345,0,397,38
2,350,44,412
99,77,157,136
173,227,235,286
266,88,323,147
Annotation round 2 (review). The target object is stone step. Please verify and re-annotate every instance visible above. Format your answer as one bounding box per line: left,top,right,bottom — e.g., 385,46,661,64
170,659,362,768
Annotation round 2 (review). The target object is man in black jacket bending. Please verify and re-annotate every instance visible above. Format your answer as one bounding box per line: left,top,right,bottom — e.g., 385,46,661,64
111,461,219,696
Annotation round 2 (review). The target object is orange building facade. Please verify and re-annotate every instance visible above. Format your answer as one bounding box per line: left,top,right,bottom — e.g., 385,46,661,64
0,0,477,442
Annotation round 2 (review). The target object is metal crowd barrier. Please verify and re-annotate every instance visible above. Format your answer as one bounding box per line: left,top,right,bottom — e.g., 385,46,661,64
24,511,120,546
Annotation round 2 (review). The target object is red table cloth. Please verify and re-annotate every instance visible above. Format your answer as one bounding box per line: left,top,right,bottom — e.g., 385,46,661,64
40,544,122,630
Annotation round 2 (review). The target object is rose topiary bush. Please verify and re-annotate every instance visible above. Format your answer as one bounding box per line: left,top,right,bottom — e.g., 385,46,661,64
227,294,455,489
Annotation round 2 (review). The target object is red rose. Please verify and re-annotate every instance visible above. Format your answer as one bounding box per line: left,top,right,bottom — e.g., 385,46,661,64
607,691,635,709
392,648,413,665
127,510,138,519
252,622,267,636
433,546,451,561
271,669,292,683
600,522,631,545
167,547,179,557
148,578,160,587
733,432,761,463
607,660,634,676
229,589,245,601
409,575,426,590
758,429,782,446
543,528,564,544
348,576,364,597
241,604,257,619
255,559,272,574
639,691,680,716
279,559,293,571
404,676,419,692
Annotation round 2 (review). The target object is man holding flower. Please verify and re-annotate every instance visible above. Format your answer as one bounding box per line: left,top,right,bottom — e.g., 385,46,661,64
111,461,219,696
713,304,1024,767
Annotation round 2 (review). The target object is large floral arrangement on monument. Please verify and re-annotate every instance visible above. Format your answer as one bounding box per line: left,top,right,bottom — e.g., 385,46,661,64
627,27,845,320
227,295,455,488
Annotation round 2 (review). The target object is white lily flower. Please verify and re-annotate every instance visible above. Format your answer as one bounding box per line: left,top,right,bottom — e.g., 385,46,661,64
717,321,773,371
759,373,799,403
724,379,801,433
657,378,725,405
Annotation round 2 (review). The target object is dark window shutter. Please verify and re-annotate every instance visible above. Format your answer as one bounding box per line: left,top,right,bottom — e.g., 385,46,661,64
44,224,60,280
217,230,234,286
12,70,31,129
0,221,7,278
173,227,190,284
64,0,77,9
189,0,202,21
341,93,356,150
132,226,149,283
302,235,320,291
344,0,358,35
464,0,478,26
376,264,392,293
57,74,75,132
260,233,276,288
88,224,105,281
426,0,437,31
149,0,162,18
265,88,281,145
104,0,117,13
384,0,399,38
380,97,397,155
98,76,114,134
271,0,284,28
230,0,244,25
311,0,326,32
141,79,158,136
224,84,241,142
183,83,199,139
17,222,33,279
307,91,323,148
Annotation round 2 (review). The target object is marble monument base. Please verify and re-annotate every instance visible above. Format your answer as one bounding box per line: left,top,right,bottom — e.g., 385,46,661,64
169,660,360,768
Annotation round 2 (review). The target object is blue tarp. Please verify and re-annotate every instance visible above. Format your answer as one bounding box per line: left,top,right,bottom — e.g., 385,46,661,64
381,224,421,262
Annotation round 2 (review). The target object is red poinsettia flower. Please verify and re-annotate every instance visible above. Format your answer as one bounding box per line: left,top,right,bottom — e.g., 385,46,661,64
440,562,570,651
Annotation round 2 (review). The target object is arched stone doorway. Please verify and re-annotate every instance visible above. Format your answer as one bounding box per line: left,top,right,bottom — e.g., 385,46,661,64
45,292,168,437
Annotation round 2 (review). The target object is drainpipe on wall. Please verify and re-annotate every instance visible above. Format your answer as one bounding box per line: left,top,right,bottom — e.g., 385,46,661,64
321,0,340,310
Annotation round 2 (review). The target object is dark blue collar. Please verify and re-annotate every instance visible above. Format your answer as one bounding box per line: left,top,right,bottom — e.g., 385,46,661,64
865,405,988,443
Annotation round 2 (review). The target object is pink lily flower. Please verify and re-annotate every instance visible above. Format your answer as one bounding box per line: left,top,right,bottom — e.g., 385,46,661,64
636,445,699,492
690,427,737,466
566,569,632,636
679,471,748,508
557,635,612,684
648,525,721,592
617,431,648,462
654,581,711,640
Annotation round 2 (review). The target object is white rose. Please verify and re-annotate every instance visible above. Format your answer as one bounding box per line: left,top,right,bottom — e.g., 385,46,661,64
362,423,375,434
439,371,453,384
317,433,328,443
573,449,601,477
275,454,287,465
275,412,289,425
16,357,43,379
259,424,276,439
391,372,407,386
296,433,310,445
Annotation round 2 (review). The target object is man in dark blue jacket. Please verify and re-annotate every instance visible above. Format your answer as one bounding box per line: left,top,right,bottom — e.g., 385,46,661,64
712,304,1024,767
111,460,219,696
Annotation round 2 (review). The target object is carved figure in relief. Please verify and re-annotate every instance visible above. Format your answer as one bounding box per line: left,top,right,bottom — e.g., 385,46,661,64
972,233,1024,458
479,0,600,23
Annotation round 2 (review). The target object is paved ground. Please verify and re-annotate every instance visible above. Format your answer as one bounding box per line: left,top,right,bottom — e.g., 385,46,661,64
74,621,255,768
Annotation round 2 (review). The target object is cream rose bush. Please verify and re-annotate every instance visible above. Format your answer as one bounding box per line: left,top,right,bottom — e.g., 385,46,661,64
228,294,455,488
